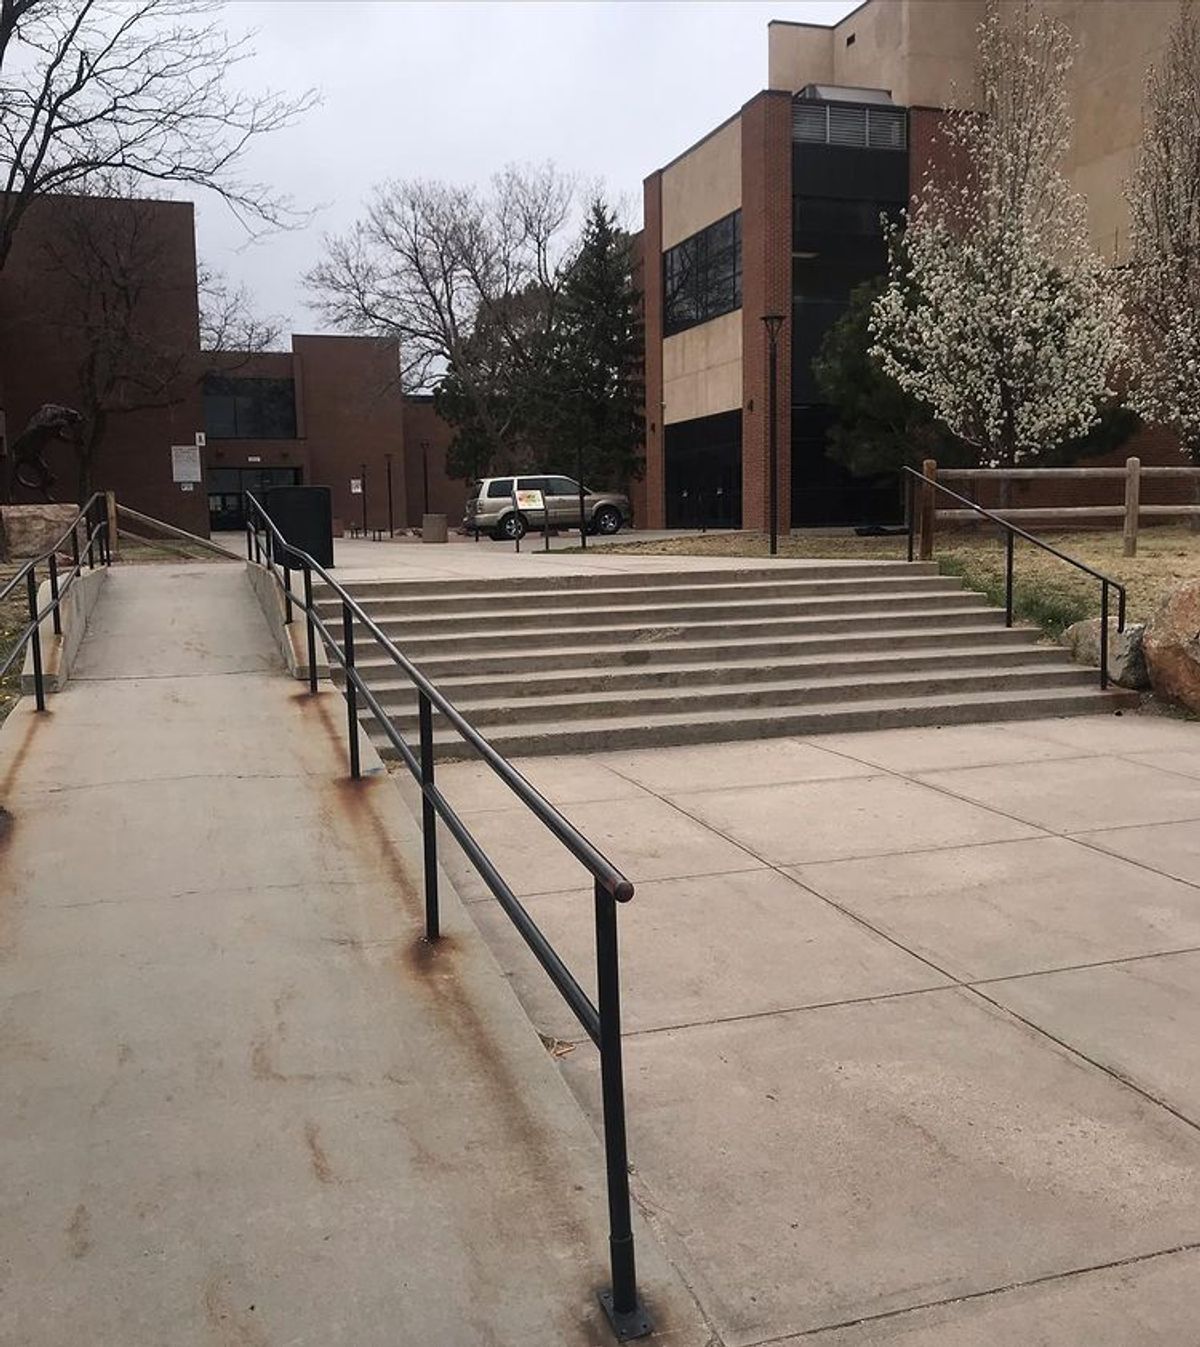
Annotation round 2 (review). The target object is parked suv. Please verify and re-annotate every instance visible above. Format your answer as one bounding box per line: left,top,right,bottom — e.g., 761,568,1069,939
464,475,630,541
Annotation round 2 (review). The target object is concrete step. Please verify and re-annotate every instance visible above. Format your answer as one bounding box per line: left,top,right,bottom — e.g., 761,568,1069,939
353,605,1009,656
367,686,1137,761
337,643,1071,704
317,561,941,601
372,665,1098,731
315,573,964,617
345,623,1045,679
330,589,982,636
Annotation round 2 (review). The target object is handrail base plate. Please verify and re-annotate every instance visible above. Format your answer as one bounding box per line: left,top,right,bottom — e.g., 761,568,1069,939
598,1289,653,1340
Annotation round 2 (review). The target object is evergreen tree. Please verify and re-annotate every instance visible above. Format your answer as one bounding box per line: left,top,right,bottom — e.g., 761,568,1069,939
548,200,644,489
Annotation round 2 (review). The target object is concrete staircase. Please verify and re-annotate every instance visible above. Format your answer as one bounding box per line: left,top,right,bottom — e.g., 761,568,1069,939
318,563,1133,759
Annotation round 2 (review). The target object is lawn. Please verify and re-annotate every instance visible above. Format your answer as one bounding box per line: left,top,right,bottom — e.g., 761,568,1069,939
609,525,1200,637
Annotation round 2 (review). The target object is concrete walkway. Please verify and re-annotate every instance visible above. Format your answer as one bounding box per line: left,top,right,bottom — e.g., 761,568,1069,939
0,563,704,1346
438,714,1200,1345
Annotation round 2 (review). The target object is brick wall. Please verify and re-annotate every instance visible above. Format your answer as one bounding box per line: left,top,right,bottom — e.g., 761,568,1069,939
740,91,793,536
641,173,666,527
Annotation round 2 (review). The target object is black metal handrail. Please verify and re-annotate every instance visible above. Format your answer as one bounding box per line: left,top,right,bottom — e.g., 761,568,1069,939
242,493,651,1342
0,494,111,709
903,466,1127,689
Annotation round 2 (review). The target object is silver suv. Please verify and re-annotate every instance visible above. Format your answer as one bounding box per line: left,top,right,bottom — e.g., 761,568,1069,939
464,475,630,541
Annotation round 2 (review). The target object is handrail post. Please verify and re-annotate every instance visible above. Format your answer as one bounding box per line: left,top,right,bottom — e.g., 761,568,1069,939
918,458,937,561
47,553,61,636
1100,581,1110,690
70,517,81,577
26,568,45,712
246,518,253,560
1004,530,1015,628
302,562,318,695
594,878,651,1340
342,601,361,779
282,555,293,624
105,490,119,563
905,471,915,563
418,690,440,942
1118,586,1127,633
1123,456,1141,558
85,505,95,571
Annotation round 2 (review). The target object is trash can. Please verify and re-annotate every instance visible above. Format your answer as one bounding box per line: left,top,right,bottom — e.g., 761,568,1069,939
422,512,448,543
263,485,334,568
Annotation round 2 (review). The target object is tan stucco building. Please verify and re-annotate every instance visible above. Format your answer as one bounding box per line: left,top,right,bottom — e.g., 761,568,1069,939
638,1,1185,532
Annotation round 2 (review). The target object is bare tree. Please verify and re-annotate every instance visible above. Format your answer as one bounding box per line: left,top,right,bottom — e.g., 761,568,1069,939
0,0,317,273
31,187,277,498
1125,0,1200,458
305,163,576,467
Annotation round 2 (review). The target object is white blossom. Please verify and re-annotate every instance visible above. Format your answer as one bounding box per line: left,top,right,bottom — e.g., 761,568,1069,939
869,2,1124,468
1124,0,1200,459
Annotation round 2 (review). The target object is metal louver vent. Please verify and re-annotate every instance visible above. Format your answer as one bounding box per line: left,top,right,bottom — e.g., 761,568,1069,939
792,100,908,150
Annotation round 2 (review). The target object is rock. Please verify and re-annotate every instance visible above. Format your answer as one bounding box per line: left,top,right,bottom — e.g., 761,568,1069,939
0,504,83,560
1144,580,1200,713
1062,616,1149,689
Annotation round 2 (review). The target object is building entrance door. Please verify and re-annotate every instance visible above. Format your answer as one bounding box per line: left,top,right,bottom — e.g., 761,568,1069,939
208,467,302,532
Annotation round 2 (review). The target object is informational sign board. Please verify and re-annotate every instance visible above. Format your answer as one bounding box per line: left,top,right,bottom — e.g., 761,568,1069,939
194,431,206,449
514,489,545,511
171,444,202,484
350,479,363,495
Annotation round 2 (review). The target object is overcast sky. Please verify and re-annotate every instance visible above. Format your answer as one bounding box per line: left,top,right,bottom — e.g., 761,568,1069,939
196,0,859,337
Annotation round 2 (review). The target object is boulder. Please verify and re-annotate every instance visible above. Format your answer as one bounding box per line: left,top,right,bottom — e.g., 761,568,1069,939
1062,617,1149,689
0,504,82,560
1144,580,1200,713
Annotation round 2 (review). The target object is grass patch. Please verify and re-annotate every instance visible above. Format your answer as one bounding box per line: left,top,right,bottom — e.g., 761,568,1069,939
606,525,1200,638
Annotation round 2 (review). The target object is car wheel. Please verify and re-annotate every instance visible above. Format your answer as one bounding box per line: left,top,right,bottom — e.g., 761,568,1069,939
593,506,622,535
499,512,527,541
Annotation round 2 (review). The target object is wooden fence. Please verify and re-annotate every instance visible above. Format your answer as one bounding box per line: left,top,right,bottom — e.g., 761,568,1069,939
913,458,1200,558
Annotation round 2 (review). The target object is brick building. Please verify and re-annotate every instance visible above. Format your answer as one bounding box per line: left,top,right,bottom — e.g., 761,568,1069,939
0,192,463,537
640,1,1191,531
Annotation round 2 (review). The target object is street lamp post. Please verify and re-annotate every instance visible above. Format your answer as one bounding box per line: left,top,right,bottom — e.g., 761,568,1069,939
761,313,787,557
359,462,368,537
577,441,587,551
385,452,394,537
421,440,430,516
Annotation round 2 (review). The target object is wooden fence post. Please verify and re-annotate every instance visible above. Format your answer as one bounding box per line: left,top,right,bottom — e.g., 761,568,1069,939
918,458,938,560
1123,457,1140,557
105,490,120,562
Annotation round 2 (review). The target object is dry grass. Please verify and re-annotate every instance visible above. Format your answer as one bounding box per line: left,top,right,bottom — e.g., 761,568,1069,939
0,566,30,724
608,525,1200,636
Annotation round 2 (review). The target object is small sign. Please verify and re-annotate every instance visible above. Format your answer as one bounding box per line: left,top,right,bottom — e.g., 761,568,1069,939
247,454,262,464
180,482,195,493
194,431,206,448
350,478,363,495
171,444,202,483
514,489,545,511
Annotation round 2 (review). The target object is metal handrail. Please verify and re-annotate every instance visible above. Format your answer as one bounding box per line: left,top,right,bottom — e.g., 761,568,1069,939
902,466,1127,689
242,493,651,1342
0,494,111,707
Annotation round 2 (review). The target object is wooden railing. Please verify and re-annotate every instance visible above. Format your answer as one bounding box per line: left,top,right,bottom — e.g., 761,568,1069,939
912,457,1200,558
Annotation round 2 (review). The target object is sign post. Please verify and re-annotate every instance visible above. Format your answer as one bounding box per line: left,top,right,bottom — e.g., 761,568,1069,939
512,487,546,554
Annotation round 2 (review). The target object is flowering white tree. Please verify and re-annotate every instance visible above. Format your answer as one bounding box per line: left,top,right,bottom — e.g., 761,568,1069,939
1125,0,1200,459
870,2,1124,467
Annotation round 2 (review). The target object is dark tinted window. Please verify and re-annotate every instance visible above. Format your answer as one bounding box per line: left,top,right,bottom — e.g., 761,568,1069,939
202,375,297,439
516,477,546,492
663,210,742,337
545,477,578,495
486,479,513,498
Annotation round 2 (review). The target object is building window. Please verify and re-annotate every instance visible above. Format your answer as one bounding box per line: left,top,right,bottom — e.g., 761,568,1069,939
203,375,297,439
663,210,742,337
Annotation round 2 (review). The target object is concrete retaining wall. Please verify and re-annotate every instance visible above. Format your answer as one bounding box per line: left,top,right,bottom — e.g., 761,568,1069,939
20,565,107,694
245,560,327,682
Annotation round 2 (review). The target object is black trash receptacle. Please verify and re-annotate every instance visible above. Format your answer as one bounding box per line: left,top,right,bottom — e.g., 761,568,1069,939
263,485,334,568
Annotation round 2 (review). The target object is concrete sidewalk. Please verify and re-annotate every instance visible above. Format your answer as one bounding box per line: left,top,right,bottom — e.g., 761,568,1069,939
0,563,704,1346
439,716,1200,1345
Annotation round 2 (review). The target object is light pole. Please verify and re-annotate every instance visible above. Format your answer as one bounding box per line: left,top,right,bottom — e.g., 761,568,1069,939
359,461,368,537
577,441,587,551
761,313,787,557
420,439,430,515
385,452,394,537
